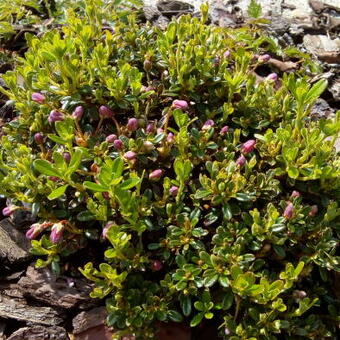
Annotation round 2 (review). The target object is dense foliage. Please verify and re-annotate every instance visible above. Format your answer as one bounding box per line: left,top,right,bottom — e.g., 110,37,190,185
0,2,339,339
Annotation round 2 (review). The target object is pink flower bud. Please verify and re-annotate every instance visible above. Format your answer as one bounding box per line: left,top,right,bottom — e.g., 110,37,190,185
223,51,231,58
169,186,179,197
172,99,189,110
293,290,307,299
102,222,113,238
63,152,71,163
72,106,84,120
214,56,220,67
220,126,229,135
48,110,64,123
113,139,123,150
99,105,113,118
241,139,256,154
149,169,163,180
167,132,175,143
266,73,278,82
291,191,301,198
127,118,138,131
106,134,117,143
157,128,164,134
102,192,110,200
258,54,270,63
26,223,44,240
224,328,231,335
309,205,318,217
48,176,59,182
202,119,215,130
146,123,155,134
236,155,246,167
32,92,45,104
151,260,163,271
2,205,17,216
283,202,294,219
124,151,137,161
34,132,44,144
50,223,64,243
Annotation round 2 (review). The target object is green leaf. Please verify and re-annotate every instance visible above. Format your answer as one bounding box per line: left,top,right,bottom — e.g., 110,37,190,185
203,274,218,288
48,184,68,200
287,166,299,179
294,262,304,277
77,211,96,221
119,177,141,190
55,120,74,141
304,79,327,104
33,160,61,177
48,134,67,145
168,310,183,322
235,193,253,201
180,295,192,316
112,157,124,178
67,149,83,175
247,0,262,18
221,289,233,310
83,181,108,192
190,312,204,327
222,203,232,220
173,109,189,127
194,189,211,199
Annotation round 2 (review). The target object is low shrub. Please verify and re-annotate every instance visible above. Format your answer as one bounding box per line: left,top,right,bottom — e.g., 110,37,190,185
0,2,339,339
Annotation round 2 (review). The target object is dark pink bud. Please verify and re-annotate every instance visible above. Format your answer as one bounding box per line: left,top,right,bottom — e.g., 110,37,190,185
99,105,113,118
127,118,138,131
283,202,294,219
113,139,123,150
102,222,113,238
50,223,64,243
48,110,64,123
293,290,307,299
48,176,59,182
241,139,256,154
34,132,44,144
202,119,215,130
223,51,231,58
149,169,163,180
214,56,220,66
172,99,189,110
309,205,318,217
2,205,17,216
266,73,278,82
106,134,117,143
124,151,137,161
72,106,84,120
102,192,110,200
236,155,246,167
146,123,155,134
291,191,301,198
167,132,175,143
151,260,163,271
63,152,71,163
220,126,229,135
169,186,179,197
32,92,45,104
25,223,44,240
258,54,270,63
